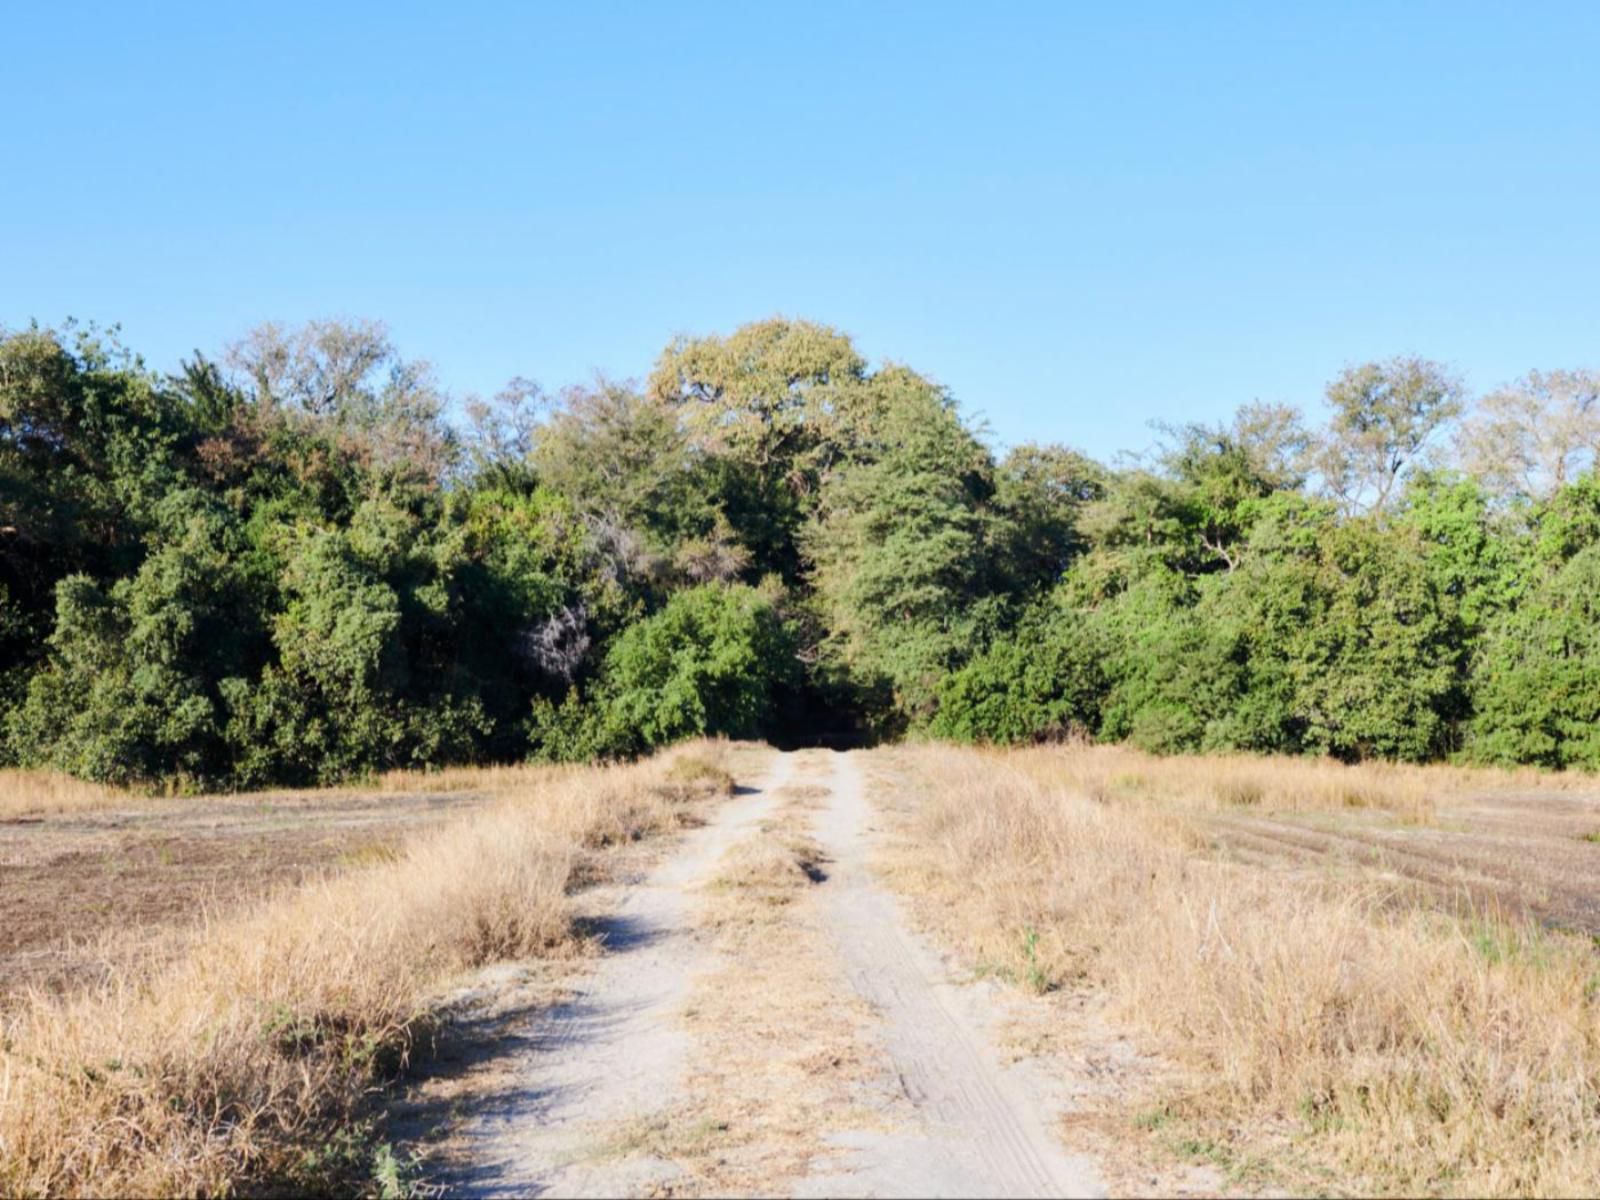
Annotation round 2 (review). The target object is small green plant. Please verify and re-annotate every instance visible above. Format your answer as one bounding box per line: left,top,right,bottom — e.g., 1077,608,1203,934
1296,1088,1346,1134
1134,1106,1172,1131
1019,925,1051,993
970,960,1017,985
1172,1133,1275,1187
1464,913,1552,971
370,1141,418,1200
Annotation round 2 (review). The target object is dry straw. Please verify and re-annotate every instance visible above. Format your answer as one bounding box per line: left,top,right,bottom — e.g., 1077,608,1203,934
884,744,1600,1197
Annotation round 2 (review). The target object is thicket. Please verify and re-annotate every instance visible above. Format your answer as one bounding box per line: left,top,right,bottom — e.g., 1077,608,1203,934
3,316,1598,785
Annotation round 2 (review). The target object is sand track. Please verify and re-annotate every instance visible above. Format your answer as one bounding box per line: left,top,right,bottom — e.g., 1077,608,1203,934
451,751,1102,1198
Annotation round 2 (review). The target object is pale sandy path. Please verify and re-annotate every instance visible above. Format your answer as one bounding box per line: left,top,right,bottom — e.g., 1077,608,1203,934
797,751,1105,1200
448,749,1103,1198
450,753,794,1198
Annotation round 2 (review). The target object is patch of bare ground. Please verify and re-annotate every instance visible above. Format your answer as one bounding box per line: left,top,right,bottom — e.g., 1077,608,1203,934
409,749,889,1197
1207,793,1600,937
869,744,1600,1198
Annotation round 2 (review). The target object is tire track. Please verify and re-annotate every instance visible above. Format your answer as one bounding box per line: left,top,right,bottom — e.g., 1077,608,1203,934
799,752,1103,1199
450,754,793,1198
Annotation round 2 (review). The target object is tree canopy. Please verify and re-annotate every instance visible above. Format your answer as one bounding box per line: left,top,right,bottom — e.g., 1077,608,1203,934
1,316,1594,785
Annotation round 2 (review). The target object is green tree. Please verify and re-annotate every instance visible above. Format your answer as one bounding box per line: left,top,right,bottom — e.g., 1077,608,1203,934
803,379,1001,725
12,491,262,784
580,582,798,755
929,602,1106,744
1466,475,1600,768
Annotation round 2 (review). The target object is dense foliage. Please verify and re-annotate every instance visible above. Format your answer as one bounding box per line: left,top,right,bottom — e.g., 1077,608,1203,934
3,318,1597,785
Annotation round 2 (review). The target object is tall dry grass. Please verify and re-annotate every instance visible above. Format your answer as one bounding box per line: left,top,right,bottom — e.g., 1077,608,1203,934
991,742,1592,826
881,744,1600,1197
369,760,579,795
0,770,132,819
0,741,743,1198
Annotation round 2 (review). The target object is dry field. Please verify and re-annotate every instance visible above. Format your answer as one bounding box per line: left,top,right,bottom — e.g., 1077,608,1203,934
1006,746,1600,935
0,743,751,1198
0,787,487,1000
873,743,1600,1197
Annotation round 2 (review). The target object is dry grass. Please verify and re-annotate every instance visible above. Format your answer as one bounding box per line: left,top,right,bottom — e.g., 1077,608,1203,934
0,770,133,819
991,742,1600,828
370,760,581,796
876,744,1600,1197
0,741,744,1198
707,820,829,905
0,757,664,819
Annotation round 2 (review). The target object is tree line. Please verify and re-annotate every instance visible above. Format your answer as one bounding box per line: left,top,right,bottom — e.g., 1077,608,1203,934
2,316,1596,787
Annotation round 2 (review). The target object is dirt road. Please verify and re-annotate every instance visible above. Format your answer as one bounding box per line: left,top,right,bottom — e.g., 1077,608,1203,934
448,750,1104,1198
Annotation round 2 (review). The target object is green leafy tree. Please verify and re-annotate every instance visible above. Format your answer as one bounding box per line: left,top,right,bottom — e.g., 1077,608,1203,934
803,379,1001,724
1466,475,1600,768
987,443,1106,593
1467,545,1600,769
580,583,798,755
12,491,261,783
648,319,898,579
929,602,1106,744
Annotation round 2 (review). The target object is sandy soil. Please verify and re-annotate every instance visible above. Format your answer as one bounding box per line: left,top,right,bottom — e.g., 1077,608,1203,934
443,754,798,1196
797,752,1104,1199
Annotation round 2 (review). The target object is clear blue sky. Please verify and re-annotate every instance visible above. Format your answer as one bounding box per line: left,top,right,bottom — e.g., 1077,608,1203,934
5,2,1598,460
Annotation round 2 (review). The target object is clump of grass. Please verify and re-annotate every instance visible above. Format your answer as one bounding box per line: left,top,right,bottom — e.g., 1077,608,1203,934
596,1111,735,1163
661,750,738,797
709,834,829,906
885,745,1600,1197
0,741,743,1197
337,841,403,869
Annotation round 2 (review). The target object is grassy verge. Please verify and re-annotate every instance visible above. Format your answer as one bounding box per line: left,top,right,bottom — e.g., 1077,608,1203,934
0,742,743,1198
877,744,1600,1197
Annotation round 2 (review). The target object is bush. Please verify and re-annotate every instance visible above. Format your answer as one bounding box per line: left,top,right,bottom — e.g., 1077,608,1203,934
929,607,1104,743
591,583,798,754
1467,545,1600,769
